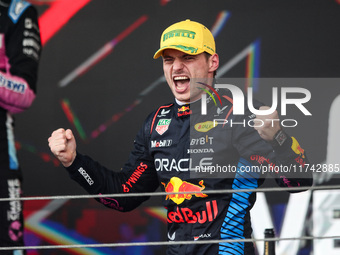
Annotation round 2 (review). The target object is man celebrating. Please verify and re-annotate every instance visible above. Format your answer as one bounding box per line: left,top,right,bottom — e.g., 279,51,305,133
48,20,312,255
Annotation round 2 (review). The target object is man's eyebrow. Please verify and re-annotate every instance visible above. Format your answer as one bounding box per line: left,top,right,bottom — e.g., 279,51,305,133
182,54,196,58
163,53,195,59
163,55,173,58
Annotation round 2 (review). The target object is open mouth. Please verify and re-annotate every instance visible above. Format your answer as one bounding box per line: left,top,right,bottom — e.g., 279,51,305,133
173,76,190,93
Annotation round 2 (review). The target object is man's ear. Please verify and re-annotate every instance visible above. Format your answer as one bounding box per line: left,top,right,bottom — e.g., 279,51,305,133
209,53,219,73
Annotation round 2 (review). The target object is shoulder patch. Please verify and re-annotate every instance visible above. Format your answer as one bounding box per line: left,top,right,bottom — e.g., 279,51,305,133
8,0,31,24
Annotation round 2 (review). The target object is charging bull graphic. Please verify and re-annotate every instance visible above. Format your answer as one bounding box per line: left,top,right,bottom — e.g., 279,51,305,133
162,177,208,205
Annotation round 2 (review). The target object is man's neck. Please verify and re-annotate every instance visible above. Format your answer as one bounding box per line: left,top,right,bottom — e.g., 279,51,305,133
175,97,201,105
175,98,187,106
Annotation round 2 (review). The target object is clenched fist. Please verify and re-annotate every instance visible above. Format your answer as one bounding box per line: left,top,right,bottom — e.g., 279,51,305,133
253,106,281,142
48,128,77,167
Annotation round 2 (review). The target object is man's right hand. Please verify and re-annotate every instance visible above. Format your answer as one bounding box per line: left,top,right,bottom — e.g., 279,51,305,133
48,128,77,167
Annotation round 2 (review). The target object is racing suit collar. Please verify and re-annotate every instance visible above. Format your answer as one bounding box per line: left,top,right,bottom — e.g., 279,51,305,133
175,98,202,118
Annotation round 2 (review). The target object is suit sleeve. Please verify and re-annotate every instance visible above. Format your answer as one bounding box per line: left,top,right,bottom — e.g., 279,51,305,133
0,5,41,113
65,117,159,212
231,106,313,190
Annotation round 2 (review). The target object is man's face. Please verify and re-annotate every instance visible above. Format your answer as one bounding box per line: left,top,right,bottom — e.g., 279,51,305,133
162,49,219,103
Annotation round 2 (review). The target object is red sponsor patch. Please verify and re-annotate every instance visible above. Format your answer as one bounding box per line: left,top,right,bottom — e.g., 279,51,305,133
167,200,218,224
122,162,148,192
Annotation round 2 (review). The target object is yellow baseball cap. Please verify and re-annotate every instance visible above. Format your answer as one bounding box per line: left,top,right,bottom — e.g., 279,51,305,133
153,19,216,59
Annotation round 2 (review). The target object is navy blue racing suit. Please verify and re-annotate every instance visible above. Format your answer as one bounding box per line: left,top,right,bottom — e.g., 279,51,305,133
65,90,312,255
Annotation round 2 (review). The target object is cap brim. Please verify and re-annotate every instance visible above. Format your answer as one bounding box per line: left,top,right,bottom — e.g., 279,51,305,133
153,45,204,59
153,48,165,59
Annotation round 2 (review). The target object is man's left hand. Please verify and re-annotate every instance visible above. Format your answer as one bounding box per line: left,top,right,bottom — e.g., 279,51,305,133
253,106,281,142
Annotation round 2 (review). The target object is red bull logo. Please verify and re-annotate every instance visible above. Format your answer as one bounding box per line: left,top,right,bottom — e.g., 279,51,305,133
178,106,190,112
167,200,218,224
291,137,305,158
296,145,304,154
177,106,192,117
162,177,208,205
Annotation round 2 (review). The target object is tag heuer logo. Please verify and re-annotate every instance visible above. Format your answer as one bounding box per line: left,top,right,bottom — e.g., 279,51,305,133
156,119,171,135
